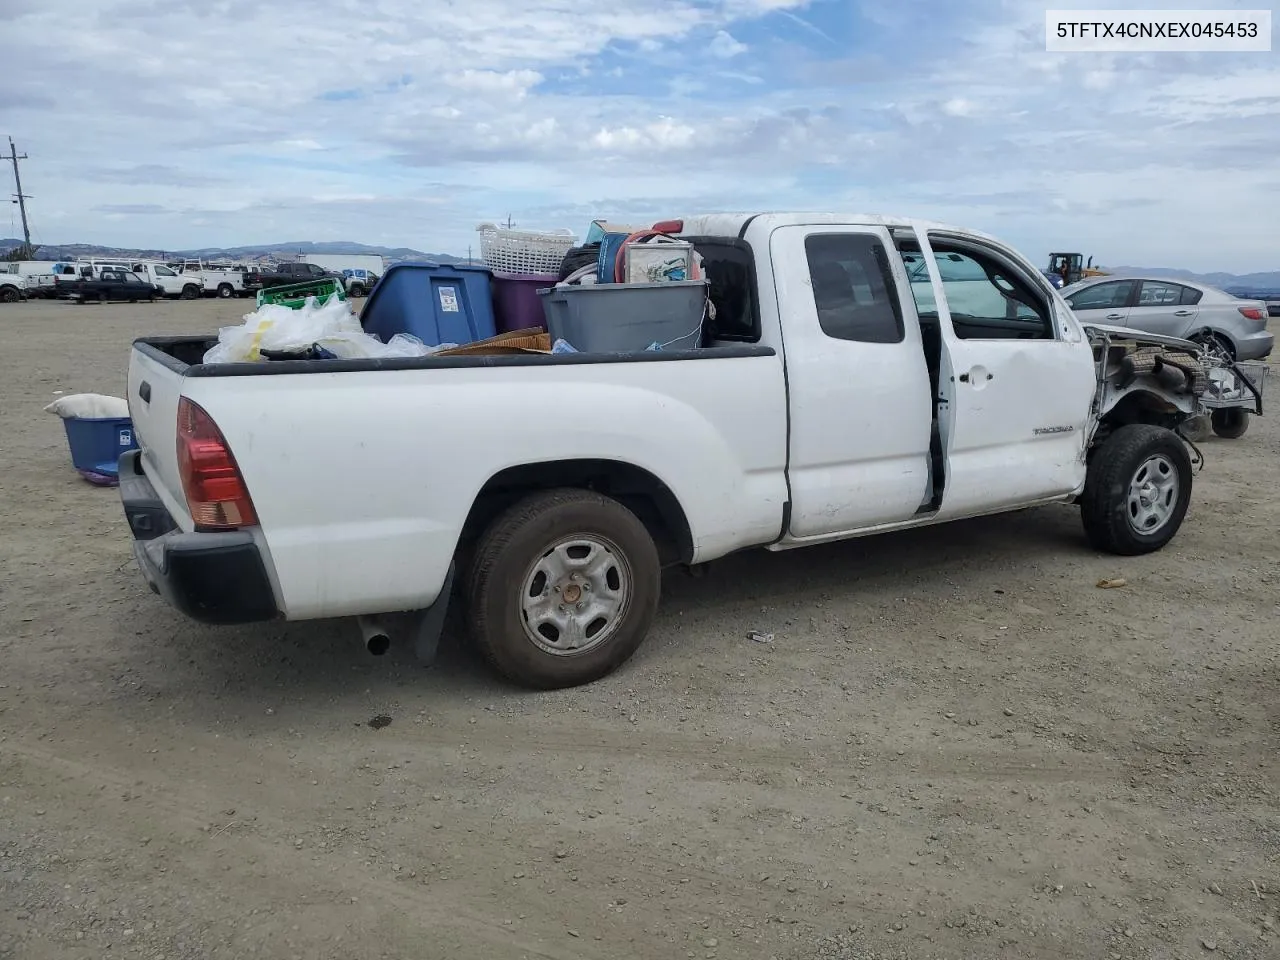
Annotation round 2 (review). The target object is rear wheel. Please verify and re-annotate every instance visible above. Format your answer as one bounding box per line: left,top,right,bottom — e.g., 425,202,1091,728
1081,424,1192,555
466,489,661,689
1211,408,1250,439
216,283,233,298
1193,331,1234,363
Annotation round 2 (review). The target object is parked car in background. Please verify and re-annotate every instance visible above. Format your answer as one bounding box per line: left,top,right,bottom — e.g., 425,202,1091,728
1061,275,1273,361
257,260,347,290
0,272,28,303
130,261,203,300
57,269,162,303
171,260,248,299
4,261,58,298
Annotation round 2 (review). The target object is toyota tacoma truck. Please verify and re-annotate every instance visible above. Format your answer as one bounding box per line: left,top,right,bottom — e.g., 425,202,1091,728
117,213,1265,689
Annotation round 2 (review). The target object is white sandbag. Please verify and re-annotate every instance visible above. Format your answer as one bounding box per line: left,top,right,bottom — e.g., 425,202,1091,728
44,393,129,419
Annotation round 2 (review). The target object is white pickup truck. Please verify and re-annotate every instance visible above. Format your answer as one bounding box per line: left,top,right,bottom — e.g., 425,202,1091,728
118,213,1265,688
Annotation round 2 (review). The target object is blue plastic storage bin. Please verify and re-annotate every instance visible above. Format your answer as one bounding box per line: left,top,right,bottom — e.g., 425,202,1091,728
62,416,138,480
359,261,497,347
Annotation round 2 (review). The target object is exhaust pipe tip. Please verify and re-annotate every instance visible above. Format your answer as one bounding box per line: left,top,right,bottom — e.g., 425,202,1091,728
358,616,391,656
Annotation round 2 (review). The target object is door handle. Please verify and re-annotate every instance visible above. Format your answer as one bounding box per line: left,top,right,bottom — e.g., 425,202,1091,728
1105,313,1125,320
1173,310,1192,316
138,380,151,404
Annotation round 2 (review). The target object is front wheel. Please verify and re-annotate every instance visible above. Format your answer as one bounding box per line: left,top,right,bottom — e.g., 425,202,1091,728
1081,424,1192,555
466,489,661,689
180,285,200,300
348,283,366,297
1211,408,1249,439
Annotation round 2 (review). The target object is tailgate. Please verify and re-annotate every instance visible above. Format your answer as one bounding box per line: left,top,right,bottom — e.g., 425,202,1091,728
127,345,192,528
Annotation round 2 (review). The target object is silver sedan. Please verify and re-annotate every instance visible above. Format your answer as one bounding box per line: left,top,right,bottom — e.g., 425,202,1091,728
1060,275,1274,361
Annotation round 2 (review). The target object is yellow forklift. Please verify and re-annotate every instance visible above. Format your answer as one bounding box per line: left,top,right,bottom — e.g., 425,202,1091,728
1047,252,1108,287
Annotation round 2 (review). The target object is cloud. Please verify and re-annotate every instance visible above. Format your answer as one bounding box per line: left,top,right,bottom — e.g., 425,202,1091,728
708,30,748,58
0,0,1277,270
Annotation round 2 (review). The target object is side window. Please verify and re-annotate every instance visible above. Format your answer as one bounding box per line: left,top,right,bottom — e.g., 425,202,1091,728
1179,285,1203,306
804,233,904,344
155,266,175,277
1137,280,1182,306
1066,280,1135,310
917,248,1053,340
125,272,143,283
687,237,757,341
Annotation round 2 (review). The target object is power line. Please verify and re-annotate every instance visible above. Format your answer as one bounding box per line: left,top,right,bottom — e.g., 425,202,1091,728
4,136,33,256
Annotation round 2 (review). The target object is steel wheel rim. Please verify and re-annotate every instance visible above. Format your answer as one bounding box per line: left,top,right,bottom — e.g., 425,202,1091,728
1126,454,1179,535
519,534,632,657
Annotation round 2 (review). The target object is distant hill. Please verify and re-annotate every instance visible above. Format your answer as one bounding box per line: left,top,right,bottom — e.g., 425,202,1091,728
0,237,468,267
1103,266,1280,296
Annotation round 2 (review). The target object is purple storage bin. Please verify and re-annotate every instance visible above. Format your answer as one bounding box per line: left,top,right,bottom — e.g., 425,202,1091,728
492,273,557,332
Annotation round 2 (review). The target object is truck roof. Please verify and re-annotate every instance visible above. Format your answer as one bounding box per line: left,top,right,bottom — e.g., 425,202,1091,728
678,212,993,241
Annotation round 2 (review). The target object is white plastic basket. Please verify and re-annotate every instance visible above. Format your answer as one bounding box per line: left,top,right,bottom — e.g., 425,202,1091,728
476,223,576,276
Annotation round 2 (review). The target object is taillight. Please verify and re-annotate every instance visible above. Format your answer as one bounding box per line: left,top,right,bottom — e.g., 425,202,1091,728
651,219,684,234
176,397,257,530
1238,306,1265,321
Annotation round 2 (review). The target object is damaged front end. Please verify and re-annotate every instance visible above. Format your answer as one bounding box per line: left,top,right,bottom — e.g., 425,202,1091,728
1084,324,1266,449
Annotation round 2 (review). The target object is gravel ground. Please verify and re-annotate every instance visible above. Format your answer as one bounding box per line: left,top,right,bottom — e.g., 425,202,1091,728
1,297,1277,960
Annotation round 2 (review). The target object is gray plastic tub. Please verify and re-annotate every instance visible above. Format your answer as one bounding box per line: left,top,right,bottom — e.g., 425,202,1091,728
538,280,707,352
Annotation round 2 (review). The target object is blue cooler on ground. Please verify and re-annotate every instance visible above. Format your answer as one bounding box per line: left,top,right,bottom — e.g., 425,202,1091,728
359,262,497,347
62,416,138,483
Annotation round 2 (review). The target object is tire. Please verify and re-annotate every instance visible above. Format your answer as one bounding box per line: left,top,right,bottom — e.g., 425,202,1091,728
1081,424,1192,555
1210,408,1249,439
0,286,19,304
216,283,233,298
180,285,200,300
98,292,108,304
466,488,661,689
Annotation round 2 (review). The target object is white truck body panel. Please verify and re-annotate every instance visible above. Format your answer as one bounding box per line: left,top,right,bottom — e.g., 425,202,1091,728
177,357,788,618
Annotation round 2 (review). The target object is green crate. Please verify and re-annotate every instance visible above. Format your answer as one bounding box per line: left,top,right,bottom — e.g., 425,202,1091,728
255,278,346,310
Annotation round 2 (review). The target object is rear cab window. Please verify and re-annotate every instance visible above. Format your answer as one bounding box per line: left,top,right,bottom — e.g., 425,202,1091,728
803,233,904,343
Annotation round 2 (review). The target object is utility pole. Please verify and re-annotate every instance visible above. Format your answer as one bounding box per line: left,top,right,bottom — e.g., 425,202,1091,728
505,214,513,229
4,137,33,256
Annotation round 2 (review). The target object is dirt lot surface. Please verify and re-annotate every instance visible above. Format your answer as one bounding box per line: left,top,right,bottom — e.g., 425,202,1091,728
1,297,1277,960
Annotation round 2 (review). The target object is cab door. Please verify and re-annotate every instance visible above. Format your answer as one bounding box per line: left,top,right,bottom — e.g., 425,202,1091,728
913,228,1096,518
772,223,937,539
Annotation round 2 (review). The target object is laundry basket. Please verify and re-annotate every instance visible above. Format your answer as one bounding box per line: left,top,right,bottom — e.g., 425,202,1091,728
476,223,576,276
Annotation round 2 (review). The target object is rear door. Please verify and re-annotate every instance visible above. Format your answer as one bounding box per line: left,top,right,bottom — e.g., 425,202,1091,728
773,223,936,538
913,228,1097,517
1062,279,1137,326
1126,279,1199,337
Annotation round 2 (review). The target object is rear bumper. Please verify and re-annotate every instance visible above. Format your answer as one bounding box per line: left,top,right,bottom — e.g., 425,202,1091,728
1236,330,1274,361
119,450,279,625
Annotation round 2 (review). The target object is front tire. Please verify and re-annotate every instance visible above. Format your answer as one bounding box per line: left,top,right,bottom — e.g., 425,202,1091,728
1081,424,1192,555
1211,408,1249,439
180,285,200,300
349,283,366,297
466,489,661,689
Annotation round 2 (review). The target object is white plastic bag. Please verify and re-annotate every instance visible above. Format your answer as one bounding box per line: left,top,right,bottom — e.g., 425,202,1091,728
44,393,129,419
203,296,363,363
314,332,454,359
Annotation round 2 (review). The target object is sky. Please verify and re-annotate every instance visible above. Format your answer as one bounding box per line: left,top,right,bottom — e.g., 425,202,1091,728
1,0,1277,271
